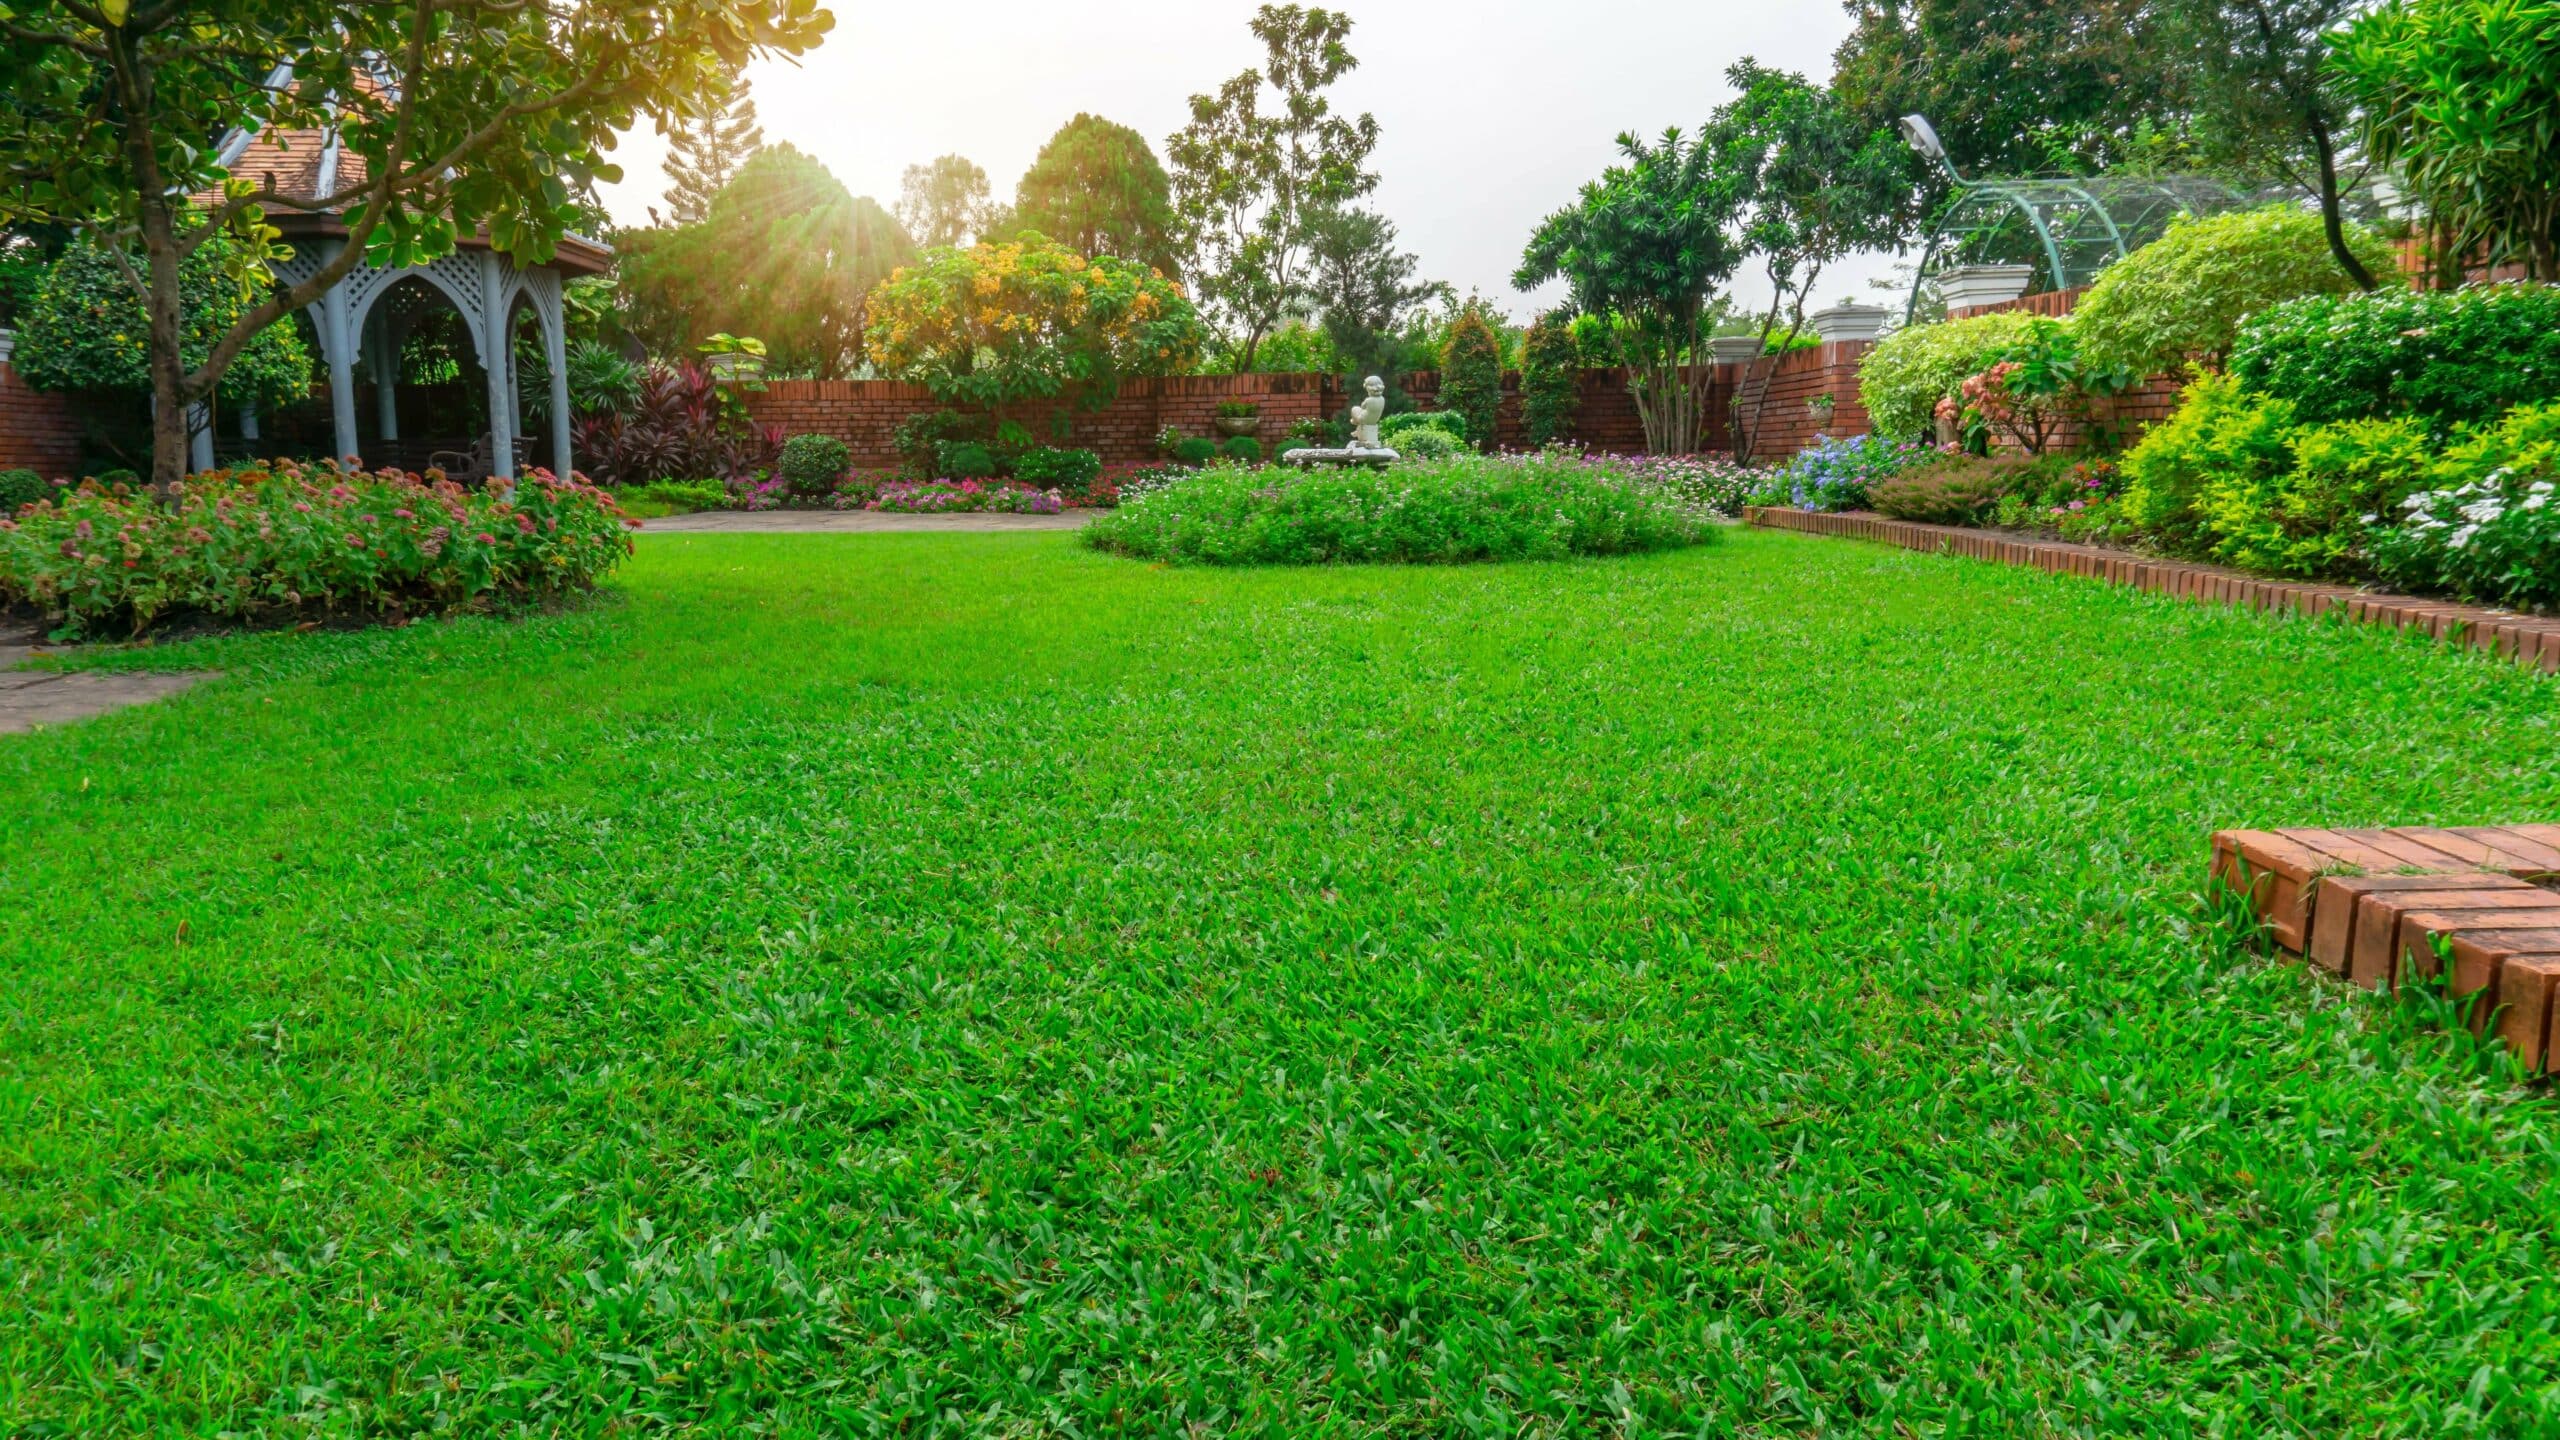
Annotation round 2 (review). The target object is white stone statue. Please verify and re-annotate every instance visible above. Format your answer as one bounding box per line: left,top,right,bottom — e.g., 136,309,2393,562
1279,374,1400,470
1349,374,1387,450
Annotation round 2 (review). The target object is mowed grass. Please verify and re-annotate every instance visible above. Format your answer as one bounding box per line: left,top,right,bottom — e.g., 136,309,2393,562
5,528,2559,1437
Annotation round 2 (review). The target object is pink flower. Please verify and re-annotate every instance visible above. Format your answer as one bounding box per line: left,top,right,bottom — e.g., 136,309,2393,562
476,533,495,544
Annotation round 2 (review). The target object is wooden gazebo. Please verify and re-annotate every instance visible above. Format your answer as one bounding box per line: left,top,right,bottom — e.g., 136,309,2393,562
205,115,610,480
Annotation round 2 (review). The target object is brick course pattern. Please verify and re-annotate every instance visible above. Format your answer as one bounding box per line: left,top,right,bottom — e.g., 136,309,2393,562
0,363,80,478
1744,506,2560,678
2211,827,2560,1073
742,345,1877,468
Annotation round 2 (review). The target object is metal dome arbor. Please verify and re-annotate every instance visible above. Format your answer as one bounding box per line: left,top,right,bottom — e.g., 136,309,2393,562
1896,116,2258,320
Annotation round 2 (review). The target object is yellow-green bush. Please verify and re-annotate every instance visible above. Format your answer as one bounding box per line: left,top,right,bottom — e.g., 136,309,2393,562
2198,415,2431,577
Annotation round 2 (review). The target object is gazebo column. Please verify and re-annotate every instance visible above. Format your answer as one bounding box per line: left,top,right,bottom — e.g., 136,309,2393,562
239,403,259,441
370,319,400,442
543,280,572,477
321,242,361,466
187,402,215,473
479,251,516,483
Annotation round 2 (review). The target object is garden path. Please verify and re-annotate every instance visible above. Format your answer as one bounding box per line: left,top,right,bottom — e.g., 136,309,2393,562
640,511,1096,535
0,627,214,735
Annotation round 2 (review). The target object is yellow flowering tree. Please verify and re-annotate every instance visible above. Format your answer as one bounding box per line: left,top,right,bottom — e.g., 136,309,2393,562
866,231,1205,427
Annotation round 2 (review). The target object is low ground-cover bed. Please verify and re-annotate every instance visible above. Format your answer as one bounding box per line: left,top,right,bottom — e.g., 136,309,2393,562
0,462,633,637
8,530,2560,1434
1083,451,1723,564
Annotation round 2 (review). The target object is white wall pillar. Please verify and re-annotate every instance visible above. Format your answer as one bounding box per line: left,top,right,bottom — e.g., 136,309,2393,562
321,242,360,467
543,279,572,477
239,403,260,441
479,252,515,482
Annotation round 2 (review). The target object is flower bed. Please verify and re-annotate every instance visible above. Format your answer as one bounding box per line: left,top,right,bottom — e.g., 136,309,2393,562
0,462,634,637
1081,452,1720,565
867,479,1066,515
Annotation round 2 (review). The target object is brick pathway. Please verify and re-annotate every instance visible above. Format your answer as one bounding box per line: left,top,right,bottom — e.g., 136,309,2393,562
1748,507,2560,676
640,510,1097,535
0,627,214,736
2215,827,2560,1073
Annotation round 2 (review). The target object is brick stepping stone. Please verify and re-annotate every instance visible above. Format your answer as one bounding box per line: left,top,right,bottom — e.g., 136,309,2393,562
2214,826,2560,1072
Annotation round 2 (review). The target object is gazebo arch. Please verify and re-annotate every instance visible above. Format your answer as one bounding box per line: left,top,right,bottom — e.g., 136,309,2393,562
210,110,608,480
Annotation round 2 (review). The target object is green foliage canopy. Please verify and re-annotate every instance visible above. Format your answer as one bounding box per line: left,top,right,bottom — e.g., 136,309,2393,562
16,232,311,411
2070,206,2392,378
1000,115,1180,276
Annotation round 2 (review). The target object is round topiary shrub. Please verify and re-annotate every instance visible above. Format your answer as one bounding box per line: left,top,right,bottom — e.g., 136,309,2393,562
2070,205,2394,379
1172,437,1221,468
777,433,851,497
0,468,46,512
1223,435,1263,464
1382,411,1468,444
1393,428,1464,460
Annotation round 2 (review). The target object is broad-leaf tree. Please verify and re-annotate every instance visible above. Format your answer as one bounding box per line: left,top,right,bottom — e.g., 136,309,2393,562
866,232,1207,432
1167,3,1380,371
619,143,912,378
895,154,995,249
0,0,833,486
997,114,1179,276
1705,61,1908,462
1516,128,1746,455
1830,0,2179,220
2336,0,2560,282
2159,0,2378,288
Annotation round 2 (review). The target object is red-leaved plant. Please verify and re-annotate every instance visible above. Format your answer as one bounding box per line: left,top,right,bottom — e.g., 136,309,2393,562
573,362,781,487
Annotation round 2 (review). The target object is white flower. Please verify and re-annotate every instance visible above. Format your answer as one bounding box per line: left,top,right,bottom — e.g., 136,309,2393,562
2531,480,2555,497
2528,495,2549,511
2461,498,2505,524
2451,525,2477,549
2402,492,2433,511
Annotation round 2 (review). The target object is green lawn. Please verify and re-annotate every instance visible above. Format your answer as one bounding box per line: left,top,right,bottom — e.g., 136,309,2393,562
6,529,2558,1437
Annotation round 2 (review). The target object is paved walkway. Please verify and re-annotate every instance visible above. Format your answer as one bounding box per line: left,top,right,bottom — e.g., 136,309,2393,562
0,627,215,736
641,510,1097,534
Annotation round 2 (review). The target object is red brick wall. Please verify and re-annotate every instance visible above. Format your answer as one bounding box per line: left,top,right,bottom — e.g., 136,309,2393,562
744,347,1879,466
0,361,81,478
745,372,1334,466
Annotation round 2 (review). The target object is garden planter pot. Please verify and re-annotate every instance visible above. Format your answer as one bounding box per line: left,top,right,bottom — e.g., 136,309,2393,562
1213,416,1260,439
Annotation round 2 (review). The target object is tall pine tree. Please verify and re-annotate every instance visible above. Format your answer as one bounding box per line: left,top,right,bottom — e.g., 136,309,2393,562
662,70,764,224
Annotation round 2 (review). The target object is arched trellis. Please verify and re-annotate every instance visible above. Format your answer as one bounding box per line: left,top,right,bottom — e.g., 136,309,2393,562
1896,115,2265,321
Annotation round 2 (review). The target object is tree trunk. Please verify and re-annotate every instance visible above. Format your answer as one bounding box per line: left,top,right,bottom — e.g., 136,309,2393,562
2306,115,2375,292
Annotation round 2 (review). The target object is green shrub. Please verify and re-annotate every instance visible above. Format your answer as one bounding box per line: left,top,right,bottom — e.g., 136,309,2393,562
1858,311,2041,443
1081,452,1718,565
631,479,730,514
1223,436,1263,464
0,468,46,511
1394,428,1465,461
1438,306,1504,451
894,409,979,475
1172,437,1222,468
2199,415,2432,577
2229,283,2560,433
2071,206,2393,378
2118,373,2298,558
1382,411,1469,443
936,440,999,479
1872,456,2033,524
2370,404,2560,607
1755,435,1942,512
776,433,851,497
1520,313,1581,448
15,231,313,411
1012,445,1103,491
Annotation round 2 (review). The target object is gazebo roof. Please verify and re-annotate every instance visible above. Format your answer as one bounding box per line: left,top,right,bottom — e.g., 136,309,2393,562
204,120,611,277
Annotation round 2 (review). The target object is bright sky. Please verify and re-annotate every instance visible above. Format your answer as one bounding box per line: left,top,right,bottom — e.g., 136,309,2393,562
596,0,1908,321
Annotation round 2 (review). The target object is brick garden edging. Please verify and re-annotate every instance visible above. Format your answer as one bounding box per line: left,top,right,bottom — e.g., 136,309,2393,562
2213,828,2560,1074
1743,506,2560,676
